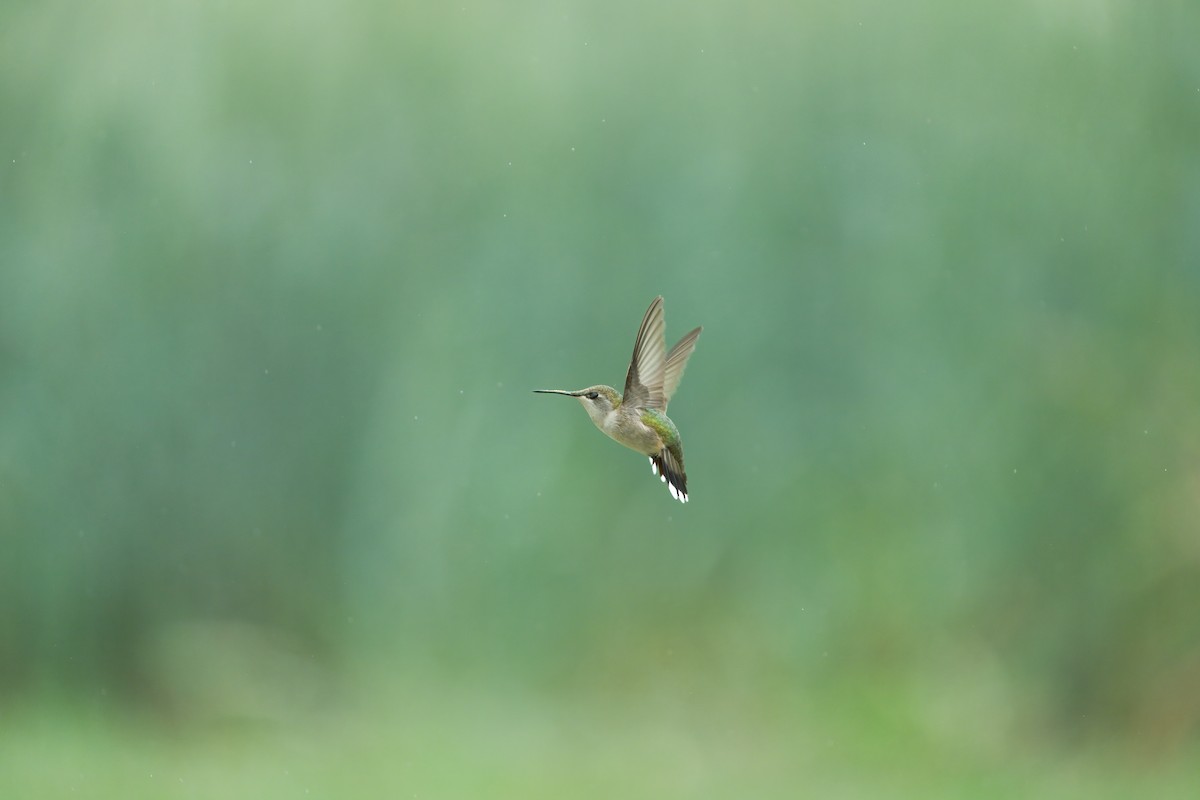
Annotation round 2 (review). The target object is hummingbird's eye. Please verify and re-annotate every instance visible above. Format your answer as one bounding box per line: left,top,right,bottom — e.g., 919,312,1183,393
586,392,599,400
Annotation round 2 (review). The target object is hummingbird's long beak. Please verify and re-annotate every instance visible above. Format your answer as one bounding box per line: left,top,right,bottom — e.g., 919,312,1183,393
532,389,583,397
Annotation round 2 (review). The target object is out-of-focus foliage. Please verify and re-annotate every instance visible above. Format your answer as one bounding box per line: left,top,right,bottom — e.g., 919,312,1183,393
2,0,1198,796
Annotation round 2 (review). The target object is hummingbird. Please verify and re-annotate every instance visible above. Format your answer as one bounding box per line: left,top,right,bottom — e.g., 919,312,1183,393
534,296,702,503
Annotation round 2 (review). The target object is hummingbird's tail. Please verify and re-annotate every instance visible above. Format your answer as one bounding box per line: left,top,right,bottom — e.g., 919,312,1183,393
650,448,689,503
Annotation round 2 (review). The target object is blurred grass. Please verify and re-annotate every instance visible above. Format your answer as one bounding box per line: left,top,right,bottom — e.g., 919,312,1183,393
3,673,1199,800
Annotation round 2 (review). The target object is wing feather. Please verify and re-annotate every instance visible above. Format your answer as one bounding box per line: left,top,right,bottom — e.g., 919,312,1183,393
622,296,667,410
661,326,701,409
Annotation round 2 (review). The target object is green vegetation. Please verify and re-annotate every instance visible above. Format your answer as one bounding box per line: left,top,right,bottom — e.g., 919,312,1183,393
2,1,1198,796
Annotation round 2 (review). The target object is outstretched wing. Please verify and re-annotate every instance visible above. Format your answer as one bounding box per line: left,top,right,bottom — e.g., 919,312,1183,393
622,296,667,410
661,326,702,410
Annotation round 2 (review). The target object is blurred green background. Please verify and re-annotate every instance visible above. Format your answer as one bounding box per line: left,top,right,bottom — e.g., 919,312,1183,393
3,1,1199,796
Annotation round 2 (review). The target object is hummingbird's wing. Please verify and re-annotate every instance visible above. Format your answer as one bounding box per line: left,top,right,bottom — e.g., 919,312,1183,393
661,326,702,409
622,296,667,410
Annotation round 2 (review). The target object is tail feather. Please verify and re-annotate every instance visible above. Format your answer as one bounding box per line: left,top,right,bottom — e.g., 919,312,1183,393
650,449,689,503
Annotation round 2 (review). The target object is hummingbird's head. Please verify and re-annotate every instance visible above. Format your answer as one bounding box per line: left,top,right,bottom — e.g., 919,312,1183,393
533,385,621,427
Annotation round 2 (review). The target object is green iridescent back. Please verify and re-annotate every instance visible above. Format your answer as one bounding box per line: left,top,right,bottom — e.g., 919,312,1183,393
639,407,681,448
